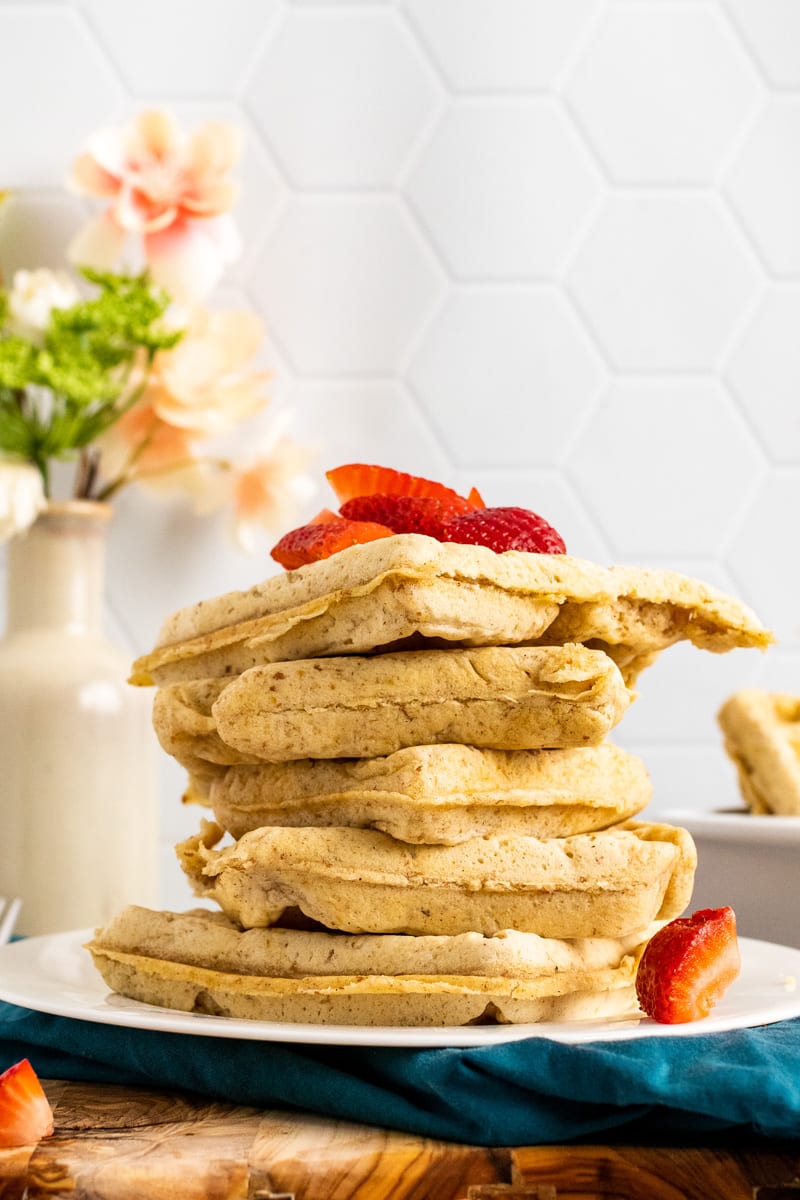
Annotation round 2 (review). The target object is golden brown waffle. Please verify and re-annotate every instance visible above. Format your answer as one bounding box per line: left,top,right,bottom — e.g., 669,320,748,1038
87,906,660,1026
131,536,771,688
177,819,696,940
719,688,800,815
154,644,631,766
207,742,652,844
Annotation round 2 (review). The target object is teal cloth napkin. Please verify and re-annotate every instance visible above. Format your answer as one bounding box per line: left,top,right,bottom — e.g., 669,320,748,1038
2,1000,800,1145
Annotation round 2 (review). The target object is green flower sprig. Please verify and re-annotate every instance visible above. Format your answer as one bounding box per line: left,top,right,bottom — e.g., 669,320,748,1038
0,269,182,492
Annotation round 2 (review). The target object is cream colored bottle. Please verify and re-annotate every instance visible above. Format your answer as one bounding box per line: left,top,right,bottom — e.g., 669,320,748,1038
0,502,158,935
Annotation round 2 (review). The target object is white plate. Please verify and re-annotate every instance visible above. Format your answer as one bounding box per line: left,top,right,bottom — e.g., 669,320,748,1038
664,808,800,846
1,930,800,1048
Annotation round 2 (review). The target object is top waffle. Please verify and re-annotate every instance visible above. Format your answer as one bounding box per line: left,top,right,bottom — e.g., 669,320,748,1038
131,535,771,688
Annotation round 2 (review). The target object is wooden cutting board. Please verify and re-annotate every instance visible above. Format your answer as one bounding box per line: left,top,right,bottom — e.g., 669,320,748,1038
0,1081,799,1199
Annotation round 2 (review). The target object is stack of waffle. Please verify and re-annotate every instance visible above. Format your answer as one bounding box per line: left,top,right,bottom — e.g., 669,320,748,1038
89,536,770,1026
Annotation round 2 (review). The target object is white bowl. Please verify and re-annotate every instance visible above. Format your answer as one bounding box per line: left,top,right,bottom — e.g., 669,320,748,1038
664,808,800,949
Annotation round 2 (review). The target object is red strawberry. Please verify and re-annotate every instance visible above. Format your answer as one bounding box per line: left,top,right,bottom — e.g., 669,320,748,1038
442,506,566,555
0,1059,54,1147
270,516,394,570
635,906,741,1024
326,464,483,509
340,494,475,539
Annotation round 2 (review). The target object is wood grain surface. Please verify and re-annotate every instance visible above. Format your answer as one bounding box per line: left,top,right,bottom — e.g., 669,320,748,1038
0,1081,798,1200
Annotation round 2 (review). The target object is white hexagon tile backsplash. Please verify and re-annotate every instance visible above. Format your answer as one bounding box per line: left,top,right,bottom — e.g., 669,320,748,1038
1,0,799,909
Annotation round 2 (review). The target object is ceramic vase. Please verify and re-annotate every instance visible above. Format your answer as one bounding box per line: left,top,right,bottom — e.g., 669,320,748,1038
0,501,158,935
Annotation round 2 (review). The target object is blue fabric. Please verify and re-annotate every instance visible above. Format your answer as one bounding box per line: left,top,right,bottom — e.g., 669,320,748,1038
2,999,800,1145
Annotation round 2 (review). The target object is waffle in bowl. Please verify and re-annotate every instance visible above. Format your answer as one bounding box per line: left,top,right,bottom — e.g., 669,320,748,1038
204,742,652,844
130,535,771,690
719,689,800,816
87,906,663,1027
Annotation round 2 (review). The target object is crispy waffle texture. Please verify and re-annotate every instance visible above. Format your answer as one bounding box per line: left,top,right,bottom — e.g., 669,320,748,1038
87,906,658,1026
207,743,652,843
719,688,800,816
155,644,631,766
131,536,771,688
177,819,696,939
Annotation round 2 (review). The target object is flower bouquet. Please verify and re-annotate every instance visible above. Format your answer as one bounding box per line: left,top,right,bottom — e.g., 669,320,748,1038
0,109,312,550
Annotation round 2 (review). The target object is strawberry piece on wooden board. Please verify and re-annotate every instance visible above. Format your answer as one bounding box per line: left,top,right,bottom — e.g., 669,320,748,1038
0,1059,54,1147
635,907,741,1024
270,516,394,569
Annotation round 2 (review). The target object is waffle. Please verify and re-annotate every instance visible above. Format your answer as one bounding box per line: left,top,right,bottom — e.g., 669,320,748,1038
718,688,800,816
131,536,770,688
207,742,652,844
87,905,660,1026
177,819,696,939
154,644,631,766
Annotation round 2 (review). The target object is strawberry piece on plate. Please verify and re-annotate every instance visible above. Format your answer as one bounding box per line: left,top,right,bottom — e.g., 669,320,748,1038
635,906,741,1024
0,1059,54,1148
270,516,394,569
326,463,483,508
340,494,475,539
442,506,566,555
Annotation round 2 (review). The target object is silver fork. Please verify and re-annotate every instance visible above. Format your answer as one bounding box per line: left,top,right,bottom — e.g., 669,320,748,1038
0,897,22,945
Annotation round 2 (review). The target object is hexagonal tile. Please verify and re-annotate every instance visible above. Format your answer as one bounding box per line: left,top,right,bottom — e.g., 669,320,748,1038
725,0,800,88
286,381,452,485
566,4,760,184
408,288,605,467
727,101,800,276
247,9,439,188
567,380,766,558
80,0,279,95
567,195,762,370
726,473,800,646
726,290,800,463
250,198,441,373
407,101,602,279
616,640,761,747
0,194,90,281
402,0,602,91
450,469,611,564
0,8,123,186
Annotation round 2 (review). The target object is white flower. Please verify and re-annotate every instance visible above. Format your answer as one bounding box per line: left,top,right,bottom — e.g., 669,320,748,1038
0,459,46,541
6,269,79,342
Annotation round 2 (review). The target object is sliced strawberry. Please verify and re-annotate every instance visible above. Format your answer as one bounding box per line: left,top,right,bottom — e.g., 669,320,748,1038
442,506,566,555
340,494,475,539
326,464,481,509
0,1059,54,1147
270,516,394,570
635,906,741,1025
466,486,486,508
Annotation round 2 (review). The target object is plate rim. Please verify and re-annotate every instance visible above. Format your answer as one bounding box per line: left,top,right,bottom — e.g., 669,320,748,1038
1,928,800,1049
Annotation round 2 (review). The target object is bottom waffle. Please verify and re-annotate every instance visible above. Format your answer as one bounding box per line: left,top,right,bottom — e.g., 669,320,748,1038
87,906,658,1027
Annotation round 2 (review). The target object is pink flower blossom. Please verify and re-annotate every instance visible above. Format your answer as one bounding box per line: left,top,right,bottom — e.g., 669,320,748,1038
230,415,316,552
67,109,242,302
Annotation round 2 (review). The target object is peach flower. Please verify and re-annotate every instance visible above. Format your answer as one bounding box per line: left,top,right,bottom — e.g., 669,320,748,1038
149,307,269,435
98,400,196,485
67,109,242,302
230,414,316,552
